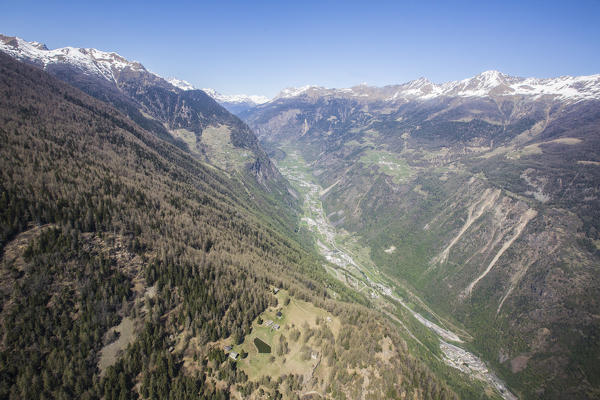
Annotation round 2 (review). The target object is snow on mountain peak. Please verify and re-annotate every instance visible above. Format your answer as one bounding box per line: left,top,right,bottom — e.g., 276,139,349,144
271,72,600,104
29,41,48,51
478,70,505,80
275,85,318,99
247,95,270,104
2,34,597,105
0,34,147,84
384,71,600,102
202,88,269,105
274,84,380,100
438,71,600,100
410,77,433,87
167,78,196,91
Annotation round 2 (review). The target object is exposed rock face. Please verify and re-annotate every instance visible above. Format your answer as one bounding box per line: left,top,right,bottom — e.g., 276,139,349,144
243,80,600,399
0,34,295,204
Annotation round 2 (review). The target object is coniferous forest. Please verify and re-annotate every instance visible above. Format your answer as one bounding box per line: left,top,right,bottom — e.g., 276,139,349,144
0,52,460,399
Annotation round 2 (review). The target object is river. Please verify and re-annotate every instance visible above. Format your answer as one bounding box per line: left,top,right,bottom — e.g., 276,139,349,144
277,150,517,400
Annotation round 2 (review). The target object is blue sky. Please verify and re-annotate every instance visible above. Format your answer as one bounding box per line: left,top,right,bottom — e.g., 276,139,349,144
2,0,599,97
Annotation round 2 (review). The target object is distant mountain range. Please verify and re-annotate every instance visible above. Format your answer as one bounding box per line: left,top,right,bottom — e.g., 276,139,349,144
2,32,599,399
203,70,600,122
6,33,596,114
241,67,600,399
164,78,271,115
257,70,600,105
201,88,270,115
167,77,196,91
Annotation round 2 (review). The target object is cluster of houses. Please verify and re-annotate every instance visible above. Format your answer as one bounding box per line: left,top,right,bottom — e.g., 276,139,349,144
223,345,238,360
263,309,284,331
263,319,280,330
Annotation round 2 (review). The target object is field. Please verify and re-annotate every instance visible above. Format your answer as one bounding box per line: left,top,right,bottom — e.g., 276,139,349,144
97,317,136,376
358,149,413,183
201,124,253,169
228,289,340,382
170,128,198,152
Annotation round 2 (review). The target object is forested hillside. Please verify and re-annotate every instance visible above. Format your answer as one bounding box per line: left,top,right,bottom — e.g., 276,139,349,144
244,81,600,399
0,52,459,399
0,34,296,223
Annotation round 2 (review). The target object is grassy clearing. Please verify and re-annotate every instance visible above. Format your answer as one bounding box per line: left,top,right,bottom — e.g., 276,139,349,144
170,128,198,152
358,149,413,183
344,135,377,149
343,139,365,148
98,317,137,376
201,124,253,169
506,137,582,159
230,289,340,381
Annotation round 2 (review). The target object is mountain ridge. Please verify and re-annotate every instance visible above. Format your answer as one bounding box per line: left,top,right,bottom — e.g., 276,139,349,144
242,75,600,399
265,70,600,103
201,87,270,115
0,35,149,84
9,33,595,108
0,33,296,211
202,87,270,105
0,46,467,400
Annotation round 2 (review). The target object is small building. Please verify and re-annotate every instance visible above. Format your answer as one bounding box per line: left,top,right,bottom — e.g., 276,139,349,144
265,320,273,327
273,324,280,330
229,351,239,360
224,345,232,352
276,311,283,319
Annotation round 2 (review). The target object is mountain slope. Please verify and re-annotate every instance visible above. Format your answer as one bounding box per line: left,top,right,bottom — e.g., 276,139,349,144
244,72,600,399
0,51,463,399
0,34,291,212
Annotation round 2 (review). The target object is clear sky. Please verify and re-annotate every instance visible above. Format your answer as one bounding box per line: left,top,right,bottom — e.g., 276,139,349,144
2,0,599,97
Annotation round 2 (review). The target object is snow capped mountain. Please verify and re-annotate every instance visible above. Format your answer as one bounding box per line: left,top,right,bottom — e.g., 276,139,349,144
202,88,269,105
271,71,600,104
3,33,597,107
0,34,227,100
275,85,319,99
167,78,196,91
0,34,149,84
202,88,269,114
29,41,48,51
273,84,381,101
427,70,600,100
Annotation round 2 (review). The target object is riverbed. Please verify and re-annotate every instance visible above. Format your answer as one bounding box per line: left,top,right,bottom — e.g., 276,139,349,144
277,150,517,400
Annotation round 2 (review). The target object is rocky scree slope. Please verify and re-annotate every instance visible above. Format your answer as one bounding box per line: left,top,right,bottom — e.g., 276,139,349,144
243,72,600,399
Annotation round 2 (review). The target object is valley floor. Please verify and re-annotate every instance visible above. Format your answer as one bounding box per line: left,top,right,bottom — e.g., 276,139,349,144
276,148,517,400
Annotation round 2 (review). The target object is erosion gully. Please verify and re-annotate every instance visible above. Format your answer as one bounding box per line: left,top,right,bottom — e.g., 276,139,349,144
277,149,517,400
